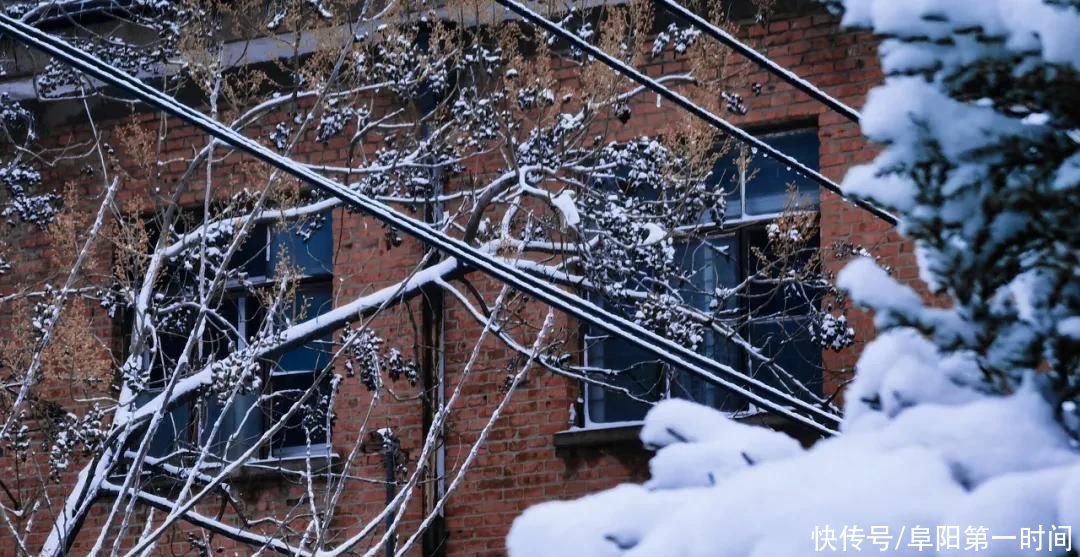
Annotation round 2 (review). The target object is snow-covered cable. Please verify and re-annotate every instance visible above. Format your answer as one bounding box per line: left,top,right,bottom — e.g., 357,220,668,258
656,0,862,123
493,0,897,227
0,14,840,434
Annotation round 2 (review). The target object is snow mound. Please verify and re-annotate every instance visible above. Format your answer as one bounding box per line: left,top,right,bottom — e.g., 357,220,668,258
941,466,1073,557
868,385,1078,487
509,388,1078,557
843,328,983,424
506,484,693,557
641,400,803,489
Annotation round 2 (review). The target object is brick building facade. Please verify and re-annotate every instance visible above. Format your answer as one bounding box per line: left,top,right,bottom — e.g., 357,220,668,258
0,2,916,555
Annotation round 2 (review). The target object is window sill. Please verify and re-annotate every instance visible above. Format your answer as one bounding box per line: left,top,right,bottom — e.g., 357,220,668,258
553,424,645,450
232,452,340,482
134,451,340,490
555,412,824,450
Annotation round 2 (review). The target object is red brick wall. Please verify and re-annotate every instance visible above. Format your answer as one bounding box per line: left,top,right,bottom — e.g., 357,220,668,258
0,4,917,556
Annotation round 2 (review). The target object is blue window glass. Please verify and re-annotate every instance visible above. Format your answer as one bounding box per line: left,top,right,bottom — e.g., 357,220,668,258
268,370,333,457
201,392,263,461
711,129,820,220
273,288,334,373
585,339,664,423
585,236,747,423
230,214,333,280
221,213,335,458
232,222,270,278
269,217,334,277
669,237,747,412
749,319,822,397
201,284,335,460
266,284,334,456
133,391,191,459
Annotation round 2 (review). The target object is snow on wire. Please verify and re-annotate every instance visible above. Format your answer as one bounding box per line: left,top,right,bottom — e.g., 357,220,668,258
655,0,862,124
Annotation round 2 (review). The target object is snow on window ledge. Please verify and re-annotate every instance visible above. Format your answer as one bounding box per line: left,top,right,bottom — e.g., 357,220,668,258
559,408,816,450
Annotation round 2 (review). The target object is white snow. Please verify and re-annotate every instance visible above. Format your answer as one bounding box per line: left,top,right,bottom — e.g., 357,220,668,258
841,0,1080,71
868,384,1078,487
1058,467,1080,536
940,466,1072,557
551,190,581,230
835,257,922,321
640,400,803,489
1055,152,1080,191
506,485,693,557
842,328,983,424
639,222,666,246
840,163,917,213
1058,317,1080,339
509,383,1079,557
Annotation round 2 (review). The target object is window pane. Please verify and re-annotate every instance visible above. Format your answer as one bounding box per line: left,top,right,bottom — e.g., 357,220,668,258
202,392,263,461
274,287,334,373
586,336,663,423
269,213,333,277
674,237,738,312
229,212,333,280
133,392,191,459
269,372,330,454
748,318,822,398
744,131,820,216
707,130,820,221
151,308,197,387
744,227,822,317
670,365,748,413
587,236,748,423
203,298,239,360
231,222,269,278
671,236,747,413
266,284,334,453
707,150,744,220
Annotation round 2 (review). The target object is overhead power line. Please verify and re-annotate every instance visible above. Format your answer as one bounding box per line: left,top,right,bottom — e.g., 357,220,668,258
492,0,898,227
656,0,862,123
0,14,841,434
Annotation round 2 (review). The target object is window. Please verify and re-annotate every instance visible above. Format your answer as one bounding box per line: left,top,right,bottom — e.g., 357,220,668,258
135,211,335,461
720,130,821,222
584,129,822,425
